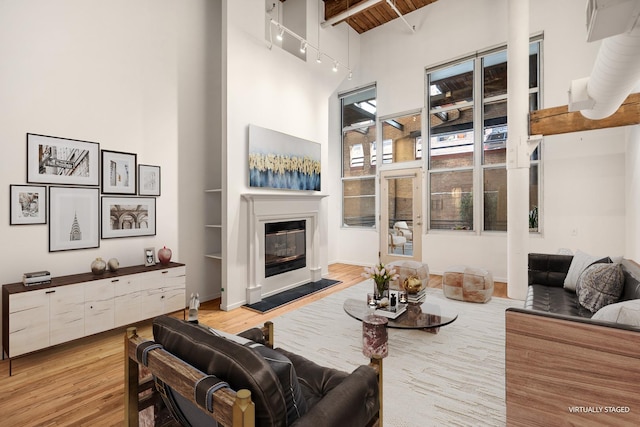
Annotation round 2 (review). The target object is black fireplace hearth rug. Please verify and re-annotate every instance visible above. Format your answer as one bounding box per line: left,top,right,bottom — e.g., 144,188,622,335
243,279,342,313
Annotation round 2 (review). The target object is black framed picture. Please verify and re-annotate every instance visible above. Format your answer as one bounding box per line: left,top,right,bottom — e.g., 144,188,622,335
10,185,47,225
101,196,156,238
101,150,137,194
27,133,100,186
138,164,161,196
49,186,100,252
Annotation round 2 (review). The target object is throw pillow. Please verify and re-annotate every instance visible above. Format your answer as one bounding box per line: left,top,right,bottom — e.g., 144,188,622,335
248,343,308,424
563,250,600,291
207,326,308,424
576,263,624,313
592,299,640,326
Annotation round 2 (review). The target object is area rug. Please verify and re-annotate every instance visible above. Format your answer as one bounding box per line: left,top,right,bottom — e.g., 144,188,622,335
243,278,341,313
263,280,522,427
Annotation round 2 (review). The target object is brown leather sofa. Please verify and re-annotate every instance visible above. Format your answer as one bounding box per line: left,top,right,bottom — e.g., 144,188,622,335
125,315,381,427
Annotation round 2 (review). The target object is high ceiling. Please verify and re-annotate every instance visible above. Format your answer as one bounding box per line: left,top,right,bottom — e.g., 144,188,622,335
322,0,439,34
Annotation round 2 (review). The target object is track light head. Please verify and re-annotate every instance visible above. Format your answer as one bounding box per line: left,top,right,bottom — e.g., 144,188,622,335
300,41,307,53
332,61,338,72
276,26,284,41
316,52,322,64
348,70,353,80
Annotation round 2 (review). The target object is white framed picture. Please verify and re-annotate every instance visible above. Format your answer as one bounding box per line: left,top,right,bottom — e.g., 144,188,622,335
144,247,156,266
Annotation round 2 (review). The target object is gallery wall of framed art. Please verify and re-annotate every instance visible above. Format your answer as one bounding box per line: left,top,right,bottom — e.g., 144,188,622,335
10,133,163,252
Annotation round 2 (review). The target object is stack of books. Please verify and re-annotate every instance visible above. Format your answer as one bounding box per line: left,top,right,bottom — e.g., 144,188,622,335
23,270,52,286
407,288,427,304
375,303,407,319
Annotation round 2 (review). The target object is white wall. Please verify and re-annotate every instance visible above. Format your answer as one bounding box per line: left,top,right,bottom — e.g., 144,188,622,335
329,0,630,280
0,0,219,353
0,0,179,279
221,0,357,309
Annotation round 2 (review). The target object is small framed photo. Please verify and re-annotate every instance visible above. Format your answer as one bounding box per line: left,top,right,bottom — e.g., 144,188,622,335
144,247,156,266
27,133,100,186
138,164,161,196
101,196,156,238
101,150,137,194
10,185,47,225
49,186,100,252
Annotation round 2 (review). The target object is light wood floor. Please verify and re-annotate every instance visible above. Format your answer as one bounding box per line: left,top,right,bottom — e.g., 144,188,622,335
0,263,507,426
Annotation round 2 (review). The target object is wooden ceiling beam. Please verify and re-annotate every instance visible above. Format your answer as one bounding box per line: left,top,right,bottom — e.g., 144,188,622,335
529,93,640,136
324,0,372,21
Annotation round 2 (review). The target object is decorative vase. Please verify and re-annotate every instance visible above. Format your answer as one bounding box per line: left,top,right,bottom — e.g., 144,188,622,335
91,257,106,275
374,278,389,301
158,246,172,265
403,275,423,294
107,258,119,272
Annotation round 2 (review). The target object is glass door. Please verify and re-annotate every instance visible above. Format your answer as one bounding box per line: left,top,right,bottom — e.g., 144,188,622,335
380,168,422,263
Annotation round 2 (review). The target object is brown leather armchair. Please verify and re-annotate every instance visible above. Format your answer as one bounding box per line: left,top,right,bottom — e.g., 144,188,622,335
125,315,382,427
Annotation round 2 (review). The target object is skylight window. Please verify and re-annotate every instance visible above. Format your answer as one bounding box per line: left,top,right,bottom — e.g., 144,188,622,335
356,100,377,115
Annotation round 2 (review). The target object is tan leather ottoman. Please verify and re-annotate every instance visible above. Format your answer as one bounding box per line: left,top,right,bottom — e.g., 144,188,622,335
443,265,493,303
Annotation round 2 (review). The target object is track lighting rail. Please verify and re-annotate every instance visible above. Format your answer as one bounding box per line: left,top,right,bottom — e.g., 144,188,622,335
267,18,352,79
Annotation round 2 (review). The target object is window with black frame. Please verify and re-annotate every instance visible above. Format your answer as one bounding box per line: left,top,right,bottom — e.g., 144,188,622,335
426,39,542,232
341,86,377,228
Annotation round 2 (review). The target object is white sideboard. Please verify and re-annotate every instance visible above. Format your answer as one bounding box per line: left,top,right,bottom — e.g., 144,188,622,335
2,262,186,370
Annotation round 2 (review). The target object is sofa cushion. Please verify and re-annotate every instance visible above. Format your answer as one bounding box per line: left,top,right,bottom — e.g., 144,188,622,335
576,263,624,313
528,253,573,287
274,348,379,427
563,250,601,291
620,259,640,301
525,284,593,318
274,347,349,409
592,299,640,326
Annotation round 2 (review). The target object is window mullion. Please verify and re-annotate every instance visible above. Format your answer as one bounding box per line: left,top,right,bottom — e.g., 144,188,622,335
474,57,483,234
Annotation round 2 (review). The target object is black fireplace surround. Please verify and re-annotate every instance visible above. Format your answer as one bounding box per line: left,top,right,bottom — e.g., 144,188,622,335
264,220,306,278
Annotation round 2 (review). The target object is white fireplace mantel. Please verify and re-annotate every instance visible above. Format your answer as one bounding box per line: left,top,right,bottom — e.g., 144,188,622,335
241,193,329,304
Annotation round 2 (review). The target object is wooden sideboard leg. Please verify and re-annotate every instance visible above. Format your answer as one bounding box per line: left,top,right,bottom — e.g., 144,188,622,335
124,327,139,427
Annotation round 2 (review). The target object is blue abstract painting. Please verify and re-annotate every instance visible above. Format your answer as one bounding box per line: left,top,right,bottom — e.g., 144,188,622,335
249,124,321,191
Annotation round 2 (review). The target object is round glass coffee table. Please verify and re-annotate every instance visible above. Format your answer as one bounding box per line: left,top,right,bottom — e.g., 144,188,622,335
343,297,458,333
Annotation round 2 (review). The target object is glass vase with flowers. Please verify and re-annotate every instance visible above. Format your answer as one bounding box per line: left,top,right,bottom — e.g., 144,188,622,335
362,262,399,302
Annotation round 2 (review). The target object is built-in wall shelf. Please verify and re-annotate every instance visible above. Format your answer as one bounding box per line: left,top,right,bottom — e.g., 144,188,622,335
205,188,223,266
